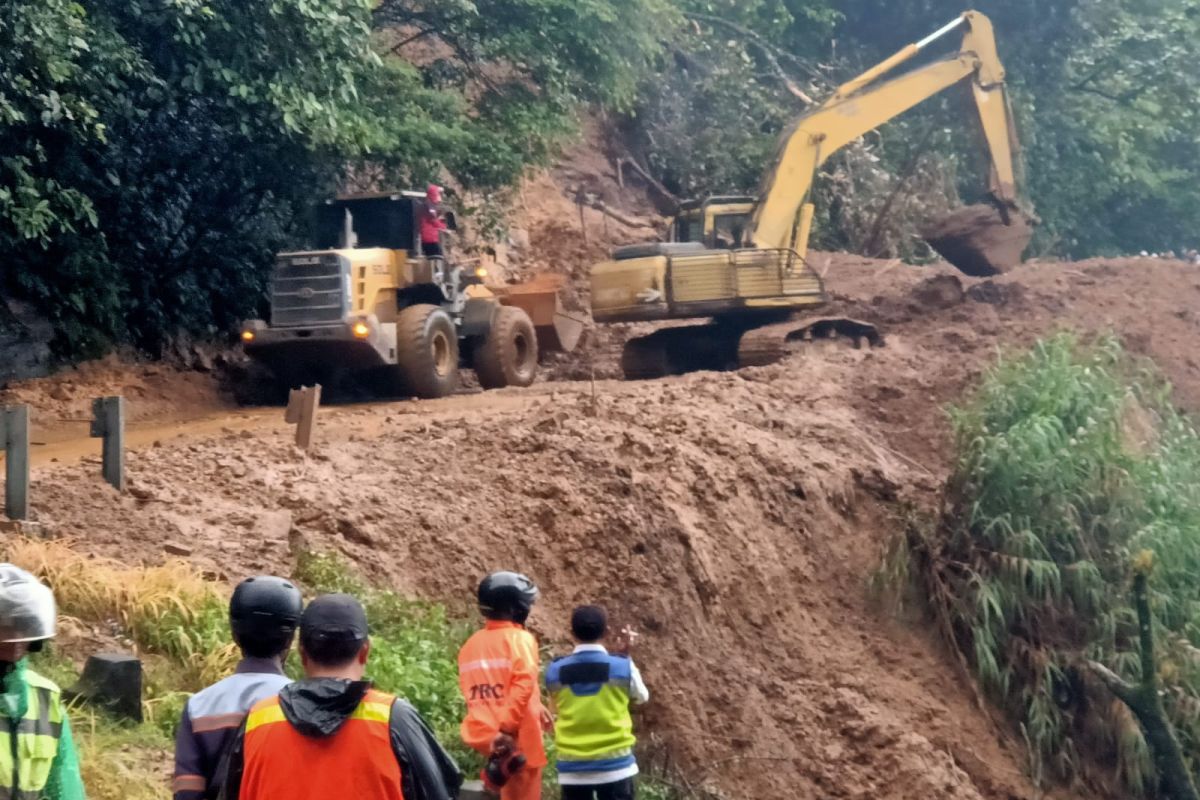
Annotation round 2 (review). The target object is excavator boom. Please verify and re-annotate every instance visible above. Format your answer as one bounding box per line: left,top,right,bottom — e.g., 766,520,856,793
751,11,1029,274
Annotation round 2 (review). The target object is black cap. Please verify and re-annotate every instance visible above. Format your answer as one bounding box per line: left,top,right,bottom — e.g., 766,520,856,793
300,594,368,641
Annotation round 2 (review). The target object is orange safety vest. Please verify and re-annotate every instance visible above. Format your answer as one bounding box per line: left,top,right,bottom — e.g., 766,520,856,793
457,621,547,767
239,688,404,800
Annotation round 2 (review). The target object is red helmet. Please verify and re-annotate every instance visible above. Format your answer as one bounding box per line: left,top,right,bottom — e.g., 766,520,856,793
427,184,442,203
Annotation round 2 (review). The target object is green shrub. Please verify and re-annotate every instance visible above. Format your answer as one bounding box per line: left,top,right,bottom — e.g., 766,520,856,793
900,333,1200,794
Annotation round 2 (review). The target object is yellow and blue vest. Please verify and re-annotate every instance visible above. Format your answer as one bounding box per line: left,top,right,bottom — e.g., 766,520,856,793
545,651,636,774
0,668,66,799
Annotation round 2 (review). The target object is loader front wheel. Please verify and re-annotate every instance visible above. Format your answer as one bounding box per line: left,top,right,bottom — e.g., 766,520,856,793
396,304,460,398
474,305,539,389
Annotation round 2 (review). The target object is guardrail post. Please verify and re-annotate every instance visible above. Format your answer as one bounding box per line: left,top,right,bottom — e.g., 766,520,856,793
90,397,125,492
3,405,30,521
285,385,321,450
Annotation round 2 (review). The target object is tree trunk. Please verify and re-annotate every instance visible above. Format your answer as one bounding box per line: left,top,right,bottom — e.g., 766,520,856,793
1090,573,1199,800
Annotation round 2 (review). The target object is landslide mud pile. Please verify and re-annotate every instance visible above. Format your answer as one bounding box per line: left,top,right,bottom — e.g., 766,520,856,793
33,366,1027,799
14,254,1200,800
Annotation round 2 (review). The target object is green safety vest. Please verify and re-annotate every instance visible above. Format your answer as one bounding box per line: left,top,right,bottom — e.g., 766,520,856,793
0,669,65,800
546,652,636,769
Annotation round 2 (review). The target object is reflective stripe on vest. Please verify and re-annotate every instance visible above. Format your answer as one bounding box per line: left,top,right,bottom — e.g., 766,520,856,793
546,653,635,767
0,672,65,799
241,689,403,800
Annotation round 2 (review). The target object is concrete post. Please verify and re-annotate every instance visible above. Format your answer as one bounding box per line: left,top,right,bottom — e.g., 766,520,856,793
3,405,30,520
90,396,126,492
285,385,322,450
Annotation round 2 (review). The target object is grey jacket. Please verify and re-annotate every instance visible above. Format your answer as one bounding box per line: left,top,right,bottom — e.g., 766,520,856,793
172,657,291,800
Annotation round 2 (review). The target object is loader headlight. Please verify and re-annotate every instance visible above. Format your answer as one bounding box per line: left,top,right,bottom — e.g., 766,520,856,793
475,266,488,278
352,321,370,339
241,330,256,343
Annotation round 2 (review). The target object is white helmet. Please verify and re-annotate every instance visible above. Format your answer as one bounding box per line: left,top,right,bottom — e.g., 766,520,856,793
0,565,56,643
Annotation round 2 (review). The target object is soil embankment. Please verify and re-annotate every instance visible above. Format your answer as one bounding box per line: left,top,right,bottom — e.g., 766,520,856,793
9,247,1200,798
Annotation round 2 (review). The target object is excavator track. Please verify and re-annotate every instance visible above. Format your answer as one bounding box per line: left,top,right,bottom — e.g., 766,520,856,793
620,324,741,380
620,316,883,380
737,317,883,367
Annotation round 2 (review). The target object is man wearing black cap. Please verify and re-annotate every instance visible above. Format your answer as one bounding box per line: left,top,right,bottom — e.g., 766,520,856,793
174,575,302,800
218,593,462,800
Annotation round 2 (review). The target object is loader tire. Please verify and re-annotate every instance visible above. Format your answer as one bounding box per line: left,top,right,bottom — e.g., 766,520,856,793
474,305,538,389
396,304,460,399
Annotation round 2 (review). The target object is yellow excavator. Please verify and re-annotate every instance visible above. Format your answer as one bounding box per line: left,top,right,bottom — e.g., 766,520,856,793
590,11,1033,378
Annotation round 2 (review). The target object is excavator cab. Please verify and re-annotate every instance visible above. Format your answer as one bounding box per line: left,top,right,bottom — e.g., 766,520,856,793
671,197,755,250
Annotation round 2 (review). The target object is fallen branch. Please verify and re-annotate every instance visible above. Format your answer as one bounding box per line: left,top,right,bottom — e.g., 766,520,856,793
589,200,653,230
684,12,816,104
617,157,679,214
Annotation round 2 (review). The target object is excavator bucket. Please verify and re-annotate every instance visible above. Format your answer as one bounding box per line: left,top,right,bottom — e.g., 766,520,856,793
493,274,585,354
923,203,1034,278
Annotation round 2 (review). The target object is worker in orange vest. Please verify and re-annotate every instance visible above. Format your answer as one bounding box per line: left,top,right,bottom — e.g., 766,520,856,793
219,593,461,800
457,571,548,800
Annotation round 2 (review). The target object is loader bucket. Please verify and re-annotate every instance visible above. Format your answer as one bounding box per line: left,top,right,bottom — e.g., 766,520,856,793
494,274,585,354
922,203,1033,278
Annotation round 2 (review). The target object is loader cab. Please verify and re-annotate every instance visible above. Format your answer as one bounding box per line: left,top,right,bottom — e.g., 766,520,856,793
670,196,755,250
311,192,457,254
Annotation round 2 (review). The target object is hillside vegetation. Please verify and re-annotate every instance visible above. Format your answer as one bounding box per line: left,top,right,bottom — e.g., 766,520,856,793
4,0,1200,360
893,335,1200,796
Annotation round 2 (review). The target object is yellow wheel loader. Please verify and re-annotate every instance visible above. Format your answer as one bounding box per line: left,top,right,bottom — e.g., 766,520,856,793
591,11,1034,379
240,191,583,399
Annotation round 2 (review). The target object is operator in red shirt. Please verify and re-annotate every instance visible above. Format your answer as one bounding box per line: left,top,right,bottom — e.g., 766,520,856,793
457,572,547,800
420,184,447,257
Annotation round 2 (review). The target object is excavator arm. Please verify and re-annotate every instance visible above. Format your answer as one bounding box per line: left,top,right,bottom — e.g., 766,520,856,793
750,11,1022,258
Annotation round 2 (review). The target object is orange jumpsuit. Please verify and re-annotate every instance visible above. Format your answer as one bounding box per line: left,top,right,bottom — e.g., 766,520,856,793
458,620,547,800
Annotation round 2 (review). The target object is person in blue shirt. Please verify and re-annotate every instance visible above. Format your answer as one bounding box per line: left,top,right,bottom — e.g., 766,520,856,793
545,606,649,800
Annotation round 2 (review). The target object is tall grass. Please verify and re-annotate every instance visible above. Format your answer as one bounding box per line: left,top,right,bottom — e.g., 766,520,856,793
9,538,237,688
899,333,1200,794
3,542,683,799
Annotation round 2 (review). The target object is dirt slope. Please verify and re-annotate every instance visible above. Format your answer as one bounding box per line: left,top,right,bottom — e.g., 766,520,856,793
7,129,1200,798
16,253,1200,799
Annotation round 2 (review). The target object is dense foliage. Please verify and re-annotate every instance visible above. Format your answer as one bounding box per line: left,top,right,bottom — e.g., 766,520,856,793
0,0,667,357
893,335,1200,794
4,0,1200,359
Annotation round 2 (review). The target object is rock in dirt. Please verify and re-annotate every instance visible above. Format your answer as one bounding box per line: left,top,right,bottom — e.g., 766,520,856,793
337,517,374,545
66,653,143,722
163,541,194,557
255,511,293,542
923,204,1033,277
910,275,965,310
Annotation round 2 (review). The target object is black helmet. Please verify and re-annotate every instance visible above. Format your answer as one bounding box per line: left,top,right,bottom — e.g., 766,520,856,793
230,576,303,656
478,572,539,621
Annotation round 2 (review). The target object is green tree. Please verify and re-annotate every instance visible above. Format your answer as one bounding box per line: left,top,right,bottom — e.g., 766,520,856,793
627,0,1200,259
0,0,670,358
623,0,840,198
